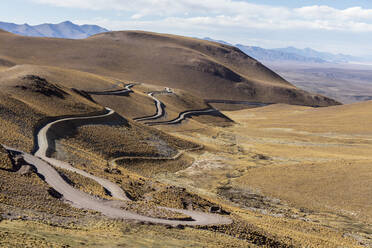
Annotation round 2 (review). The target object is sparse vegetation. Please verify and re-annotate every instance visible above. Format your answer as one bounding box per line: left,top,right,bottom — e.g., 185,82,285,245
0,41,368,247
0,219,258,247
120,201,193,221
0,169,86,218
116,154,194,177
55,168,110,199
58,122,198,159
0,146,12,170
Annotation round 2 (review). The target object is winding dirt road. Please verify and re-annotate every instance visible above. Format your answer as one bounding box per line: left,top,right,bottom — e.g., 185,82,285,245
133,92,166,122
147,108,219,126
43,156,130,201
4,108,232,226
33,108,130,201
4,145,231,226
133,88,173,122
34,108,113,158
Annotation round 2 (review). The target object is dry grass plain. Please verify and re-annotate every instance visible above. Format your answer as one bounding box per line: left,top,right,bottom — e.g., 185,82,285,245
268,62,372,104
228,103,372,235
0,219,260,248
157,101,372,246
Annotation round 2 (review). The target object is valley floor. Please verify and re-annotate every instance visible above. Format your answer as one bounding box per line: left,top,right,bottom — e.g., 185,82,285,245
156,103,372,247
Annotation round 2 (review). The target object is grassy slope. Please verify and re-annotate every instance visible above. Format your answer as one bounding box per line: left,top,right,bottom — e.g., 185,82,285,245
144,100,372,246
0,219,258,248
0,30,364,247
0,29,339,107
0,65,231,127
0,65,105,152
217,102,372,242
0,65,236,240
0,146,12,170
229,102,372,215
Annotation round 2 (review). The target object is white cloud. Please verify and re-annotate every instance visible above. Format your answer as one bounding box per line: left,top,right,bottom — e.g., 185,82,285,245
34,0,372,32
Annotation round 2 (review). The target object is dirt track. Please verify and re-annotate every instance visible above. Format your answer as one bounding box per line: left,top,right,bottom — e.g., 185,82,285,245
133,89,173,122
5,107,232,226
5,145,231,225
147,108,218,125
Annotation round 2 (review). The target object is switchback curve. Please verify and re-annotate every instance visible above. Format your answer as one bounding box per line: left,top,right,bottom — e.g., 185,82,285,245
133,88,173,122
4,145,232,226
147,108,229,126
15,108,232,226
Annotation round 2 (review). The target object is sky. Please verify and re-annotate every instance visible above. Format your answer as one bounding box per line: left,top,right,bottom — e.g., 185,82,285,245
1,0,372,56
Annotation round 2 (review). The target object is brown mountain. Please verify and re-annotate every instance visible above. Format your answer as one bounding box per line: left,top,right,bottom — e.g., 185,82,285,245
0,29,339,107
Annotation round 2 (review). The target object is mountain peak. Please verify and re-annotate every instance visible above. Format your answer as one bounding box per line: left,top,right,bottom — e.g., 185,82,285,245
60,21,74,25
0,21,108,39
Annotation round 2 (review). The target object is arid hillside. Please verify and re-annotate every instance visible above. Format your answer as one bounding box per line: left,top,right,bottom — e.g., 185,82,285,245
0,65,360,247
0,29,339,107
2,29,367,247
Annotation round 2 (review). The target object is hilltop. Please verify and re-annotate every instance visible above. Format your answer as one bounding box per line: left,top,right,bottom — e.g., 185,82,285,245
0,29,339,107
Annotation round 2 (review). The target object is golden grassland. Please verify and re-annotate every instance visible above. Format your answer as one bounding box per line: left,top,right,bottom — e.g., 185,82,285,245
54,138,222,212
0,66,9,72
54,137,220,211
0,219,260,248
0,120,366,246
0,169,86,218
116,154,194,177
120,201,192,220
55,167,110,200
224,103,372,222
0,146,12,170
233,211,362,247
156,101,372,246
1,153,357,248
0,75,102,116
1,144,88,219
60,123,197,159
0,66,107,153
92,90,156,119
0,216,360,248
196,213,362,248
0,92,43,151
53,139,160,201
0,64,119,91
0,63,367,246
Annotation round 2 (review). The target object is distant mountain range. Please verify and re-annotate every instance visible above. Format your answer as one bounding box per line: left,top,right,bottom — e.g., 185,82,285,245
236,45,327,63
0,22,365,63
272,46,356,63
203,37,364,64
0,21,108,39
